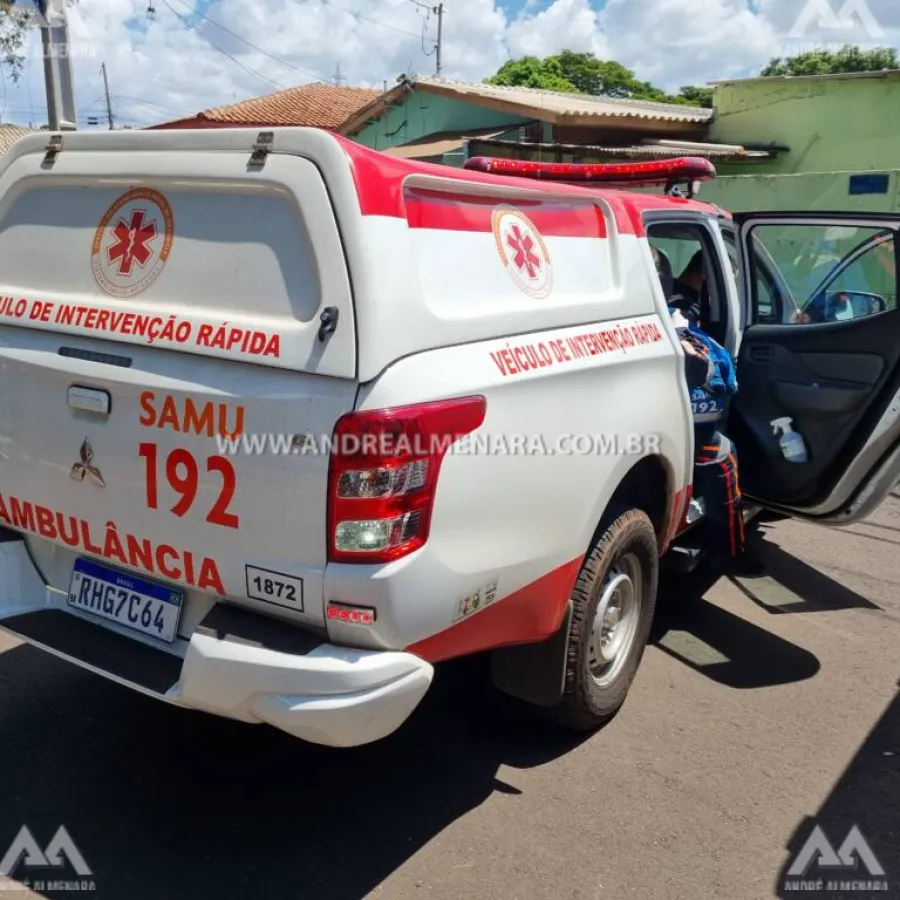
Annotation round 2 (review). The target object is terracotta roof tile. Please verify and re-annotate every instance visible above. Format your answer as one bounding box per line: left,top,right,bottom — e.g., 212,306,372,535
191,82,382,129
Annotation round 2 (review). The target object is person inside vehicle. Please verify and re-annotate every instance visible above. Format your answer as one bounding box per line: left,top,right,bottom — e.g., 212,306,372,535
652,246,764,577
652,244,675,300
669,250,708,326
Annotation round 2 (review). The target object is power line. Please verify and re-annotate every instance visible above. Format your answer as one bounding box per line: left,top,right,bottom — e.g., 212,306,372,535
111,94,200,117
160,0,285,91
322,0,423,40
77,95,106,113
175,0,440,85
166,0,329,83
111,73,239,100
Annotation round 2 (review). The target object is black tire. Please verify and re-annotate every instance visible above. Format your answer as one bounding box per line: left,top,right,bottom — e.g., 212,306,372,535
550,508,659,731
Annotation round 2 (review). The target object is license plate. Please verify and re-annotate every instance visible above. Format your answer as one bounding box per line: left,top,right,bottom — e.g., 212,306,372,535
68,558,183,644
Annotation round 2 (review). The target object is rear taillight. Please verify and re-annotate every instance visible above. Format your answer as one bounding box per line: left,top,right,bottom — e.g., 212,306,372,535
327,396,487,563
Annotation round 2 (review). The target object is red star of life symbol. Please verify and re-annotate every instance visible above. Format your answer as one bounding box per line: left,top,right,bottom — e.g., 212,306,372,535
107,209,158,277
506,223,542,279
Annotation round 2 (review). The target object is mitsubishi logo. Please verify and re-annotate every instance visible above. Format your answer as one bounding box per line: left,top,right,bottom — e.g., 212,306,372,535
70,438,105,488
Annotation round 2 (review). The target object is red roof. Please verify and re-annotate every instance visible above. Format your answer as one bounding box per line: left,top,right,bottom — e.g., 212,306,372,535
153,83,383,131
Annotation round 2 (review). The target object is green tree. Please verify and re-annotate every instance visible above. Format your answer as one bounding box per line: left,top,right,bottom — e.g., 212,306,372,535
484,56,578,93
554,52,640,97
675,85,714,108
0,5,36,83
484,50,713,108
761,45,899,77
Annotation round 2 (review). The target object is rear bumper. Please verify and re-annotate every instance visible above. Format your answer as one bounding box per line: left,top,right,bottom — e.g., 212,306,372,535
0,538,433,748
175,624,434,748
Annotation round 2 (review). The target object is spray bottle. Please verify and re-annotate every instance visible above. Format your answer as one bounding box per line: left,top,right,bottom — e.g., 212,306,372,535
771,417,808,464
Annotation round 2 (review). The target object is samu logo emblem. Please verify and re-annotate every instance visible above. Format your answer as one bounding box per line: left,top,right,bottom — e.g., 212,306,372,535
70,438,105,488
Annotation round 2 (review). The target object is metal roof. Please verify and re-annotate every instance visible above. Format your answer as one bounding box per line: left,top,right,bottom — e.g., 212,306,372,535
414,76,713,123
339,76,713,135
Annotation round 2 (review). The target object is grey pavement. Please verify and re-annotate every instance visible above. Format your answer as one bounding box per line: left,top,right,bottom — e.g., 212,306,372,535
0,499,898,899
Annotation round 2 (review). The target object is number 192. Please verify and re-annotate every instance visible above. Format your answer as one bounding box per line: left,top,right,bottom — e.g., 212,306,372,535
139,443,239,529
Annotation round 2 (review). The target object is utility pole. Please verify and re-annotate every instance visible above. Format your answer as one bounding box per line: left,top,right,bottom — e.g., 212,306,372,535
331,61,346,87
37,0,78,130
410,0,443,77
101,62,114,130
434,2,443,78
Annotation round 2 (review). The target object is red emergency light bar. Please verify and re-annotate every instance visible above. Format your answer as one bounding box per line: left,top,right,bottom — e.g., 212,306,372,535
462,156,717,190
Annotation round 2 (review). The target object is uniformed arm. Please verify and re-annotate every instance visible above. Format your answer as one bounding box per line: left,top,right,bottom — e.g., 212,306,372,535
681,339,711,390
669,286,703,326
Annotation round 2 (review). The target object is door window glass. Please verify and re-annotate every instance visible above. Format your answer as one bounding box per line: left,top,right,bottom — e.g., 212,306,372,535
723,229,790,324
741,223,897,325
647,222,729,344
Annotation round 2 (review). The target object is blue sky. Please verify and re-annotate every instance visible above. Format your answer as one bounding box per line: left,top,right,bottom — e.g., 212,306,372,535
0,0,897,130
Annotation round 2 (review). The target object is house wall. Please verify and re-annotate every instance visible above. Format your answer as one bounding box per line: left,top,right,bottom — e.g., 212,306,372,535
347,85,711,167
710,73,900,177
701,73,900,213
698,171,900,214
349,89,534,151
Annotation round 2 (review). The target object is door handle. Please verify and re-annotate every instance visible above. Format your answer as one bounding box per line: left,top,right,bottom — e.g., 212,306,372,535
749,345,775,363
68,385,111,415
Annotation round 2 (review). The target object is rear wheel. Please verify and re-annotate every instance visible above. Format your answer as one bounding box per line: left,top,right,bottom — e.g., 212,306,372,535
551,508,659,731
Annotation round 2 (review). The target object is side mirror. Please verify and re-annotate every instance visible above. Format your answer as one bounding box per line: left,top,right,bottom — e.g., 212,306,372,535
801,291,887,322
825,291,886,318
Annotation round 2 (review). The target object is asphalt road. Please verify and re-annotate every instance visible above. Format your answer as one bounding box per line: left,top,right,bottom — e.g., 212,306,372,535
1,499,899,900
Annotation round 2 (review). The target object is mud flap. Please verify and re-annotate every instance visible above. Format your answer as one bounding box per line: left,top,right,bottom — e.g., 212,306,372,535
489,600,573,707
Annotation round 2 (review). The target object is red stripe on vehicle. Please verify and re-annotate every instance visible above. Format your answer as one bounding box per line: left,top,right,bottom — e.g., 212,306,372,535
333,134,644,235
663,485,691,552
407,556,583,664
335,134,714,237
404,189,609,238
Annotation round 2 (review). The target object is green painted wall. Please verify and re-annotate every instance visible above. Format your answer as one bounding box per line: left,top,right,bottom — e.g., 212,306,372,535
710,74,900,177
699,171,900,213
350,89,531,161
703,74,900,213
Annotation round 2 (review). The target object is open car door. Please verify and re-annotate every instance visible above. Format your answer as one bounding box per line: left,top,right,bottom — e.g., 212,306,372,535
730,212,900,525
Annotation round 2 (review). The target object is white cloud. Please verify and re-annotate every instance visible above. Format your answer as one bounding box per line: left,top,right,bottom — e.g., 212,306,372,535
756,0,900,56
0,0,898,129
505,0,609,59
599,0,778,88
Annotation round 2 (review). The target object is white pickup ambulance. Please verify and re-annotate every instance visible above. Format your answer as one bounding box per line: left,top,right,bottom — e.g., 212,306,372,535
0,128,897,748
